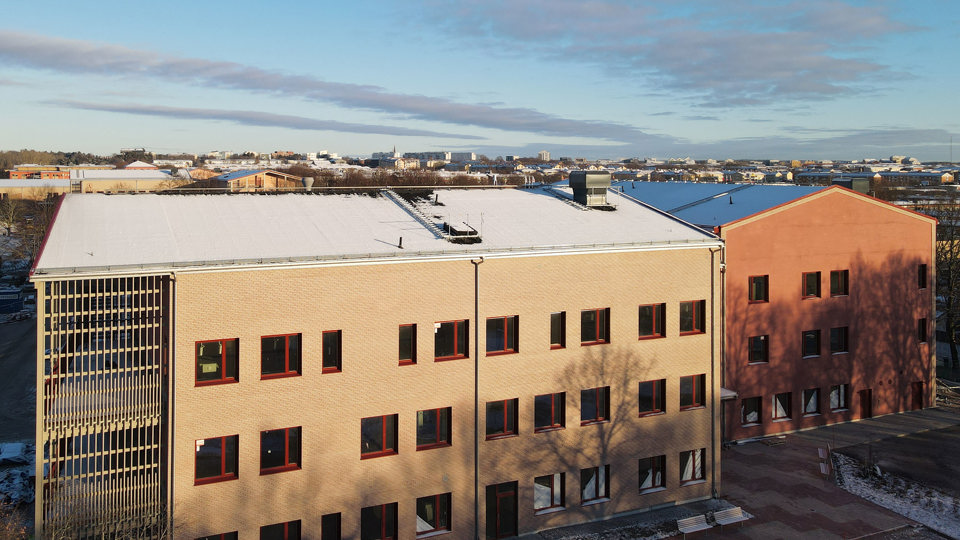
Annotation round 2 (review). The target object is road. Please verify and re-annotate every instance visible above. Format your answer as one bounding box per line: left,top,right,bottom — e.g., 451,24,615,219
0,317,36,443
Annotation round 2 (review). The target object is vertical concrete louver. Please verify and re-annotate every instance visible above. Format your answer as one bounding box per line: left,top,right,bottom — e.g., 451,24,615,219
36,275,170,539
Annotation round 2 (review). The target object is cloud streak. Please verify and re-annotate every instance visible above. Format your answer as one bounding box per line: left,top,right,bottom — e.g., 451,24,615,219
0,31,659,144
49,100,485,139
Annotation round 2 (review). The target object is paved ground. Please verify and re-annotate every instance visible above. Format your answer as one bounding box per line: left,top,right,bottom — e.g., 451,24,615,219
0,316,35,443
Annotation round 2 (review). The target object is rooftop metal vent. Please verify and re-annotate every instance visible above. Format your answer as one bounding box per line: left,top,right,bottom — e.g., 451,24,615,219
569,171,612,208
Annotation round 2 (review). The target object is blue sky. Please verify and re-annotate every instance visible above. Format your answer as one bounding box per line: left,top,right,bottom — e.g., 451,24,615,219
1,0,958,161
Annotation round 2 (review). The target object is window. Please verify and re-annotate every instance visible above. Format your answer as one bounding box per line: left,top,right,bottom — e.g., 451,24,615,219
639,455,666,492
830,327,849,353
748,275,769,302
534,473,565,512
638,379,666,416
830,270,849,296
321,513,341,540
748,335,769,363
918,318,928,343
195,338,238,385
416,407,451,449
679,449,705,484
195,435,238,485
773,392,792,420
741,396,761,425
260,427,301,474
486,482,517,539
416,493,451,536
399,324,416,365
550,312,566,349
580,465,610,503
322,330,342,372
830,384,850,411
485,398,518,439
199,533,238,540
435,319,468,360
802,271,821,298
260,521,301,540
679,374,705,410
361,415,398,458
919,264,928,289
361,503,397,540
580,308,610,344
580,387,610,424
803,388,820,415
261,334,301,378
679,300,706,335
802,330,821,357
534,392,565,432
486,315,518,354
638,303,666,339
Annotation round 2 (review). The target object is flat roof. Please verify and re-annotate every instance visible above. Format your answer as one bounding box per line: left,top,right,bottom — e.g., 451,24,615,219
33,187,718,276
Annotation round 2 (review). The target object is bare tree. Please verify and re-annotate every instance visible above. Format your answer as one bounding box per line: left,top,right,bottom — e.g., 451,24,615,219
936,201,960,369
0,196,21,236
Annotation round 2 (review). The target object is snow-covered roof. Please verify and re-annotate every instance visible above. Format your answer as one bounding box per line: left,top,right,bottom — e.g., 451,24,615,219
124,160,157,169
614,181,826,228
70,170,172,180
33,187,718,276
0,179,71,188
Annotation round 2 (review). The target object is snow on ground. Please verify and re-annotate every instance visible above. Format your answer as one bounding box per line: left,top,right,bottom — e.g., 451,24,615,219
0,441,33,505
835,453,960,538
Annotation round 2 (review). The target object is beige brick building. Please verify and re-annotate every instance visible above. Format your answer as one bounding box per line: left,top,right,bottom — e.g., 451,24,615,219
34,183,722,539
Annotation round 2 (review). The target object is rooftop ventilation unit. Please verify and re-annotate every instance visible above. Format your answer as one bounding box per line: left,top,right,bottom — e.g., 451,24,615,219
569,171,613,208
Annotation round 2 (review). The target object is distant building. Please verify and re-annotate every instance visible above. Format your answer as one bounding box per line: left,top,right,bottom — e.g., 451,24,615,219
538,150,550,162
449,152,476,162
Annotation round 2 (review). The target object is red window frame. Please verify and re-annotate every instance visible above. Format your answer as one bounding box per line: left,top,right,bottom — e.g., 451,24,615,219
194,435,238,486
534,392,565,432
361,503,397,540
639,455,665,492
434,319,468,361
416,407,451,450
197,533,238,540
550,312,566,349
486,315,519,355
260,520,301,540
260,333,301,379
773,392,792,420
802,271,821,298
259,426,301,475
830,269,849,296
580,387,610,425
416,493,451,536
679,374,705,410
485,399,518,439
322,330,342,373
580,308,610,345
802,329,821,357
638,379,665,417
741,396,762,425
533,473,565,511
580,465,609,503
399,324,417,365
748,275,769,303
361,414,398,458
638,303,666,339
679,300,706,335
195,338,239,386
679,449,705,485
748,335,769,363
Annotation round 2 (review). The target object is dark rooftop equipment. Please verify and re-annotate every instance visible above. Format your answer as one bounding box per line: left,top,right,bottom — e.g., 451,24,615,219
569,171,612,207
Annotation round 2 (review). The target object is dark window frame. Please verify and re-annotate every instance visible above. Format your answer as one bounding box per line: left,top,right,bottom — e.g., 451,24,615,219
802,329,821,357
831,383,850,411
803,387,820,416
533,473,565,512
802,271,821,298
361,414,399,459
830,327,849,354
260,520,301,540
321,513,341,540
534,392,565,432
919,264,928,289
580,465,610,504
260,333,302,379
748,275,769,303
259,426,301,475
550,312,566,349
773,392,792,420
679,449,705,485
485,398,519,439
580,308,610,345
580,386,610,425
830,269,849,296
198,533,239,540
679,300,706,335
322,330,342,373
918,318,928,343
194,434,239,485
741,396,761,425
416,407,452,450
435,319,469,361
638,379,666,417
416,493,452,537
399,324,416,365
360,502,397,540
679,374,706,410
638,455,666,492
748,335,769,363
638,303,666,339
486,315,519,355
195,338,239,386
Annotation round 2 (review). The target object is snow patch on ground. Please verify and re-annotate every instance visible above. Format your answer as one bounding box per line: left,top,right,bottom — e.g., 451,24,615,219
0,441,33,505
835,453,960,538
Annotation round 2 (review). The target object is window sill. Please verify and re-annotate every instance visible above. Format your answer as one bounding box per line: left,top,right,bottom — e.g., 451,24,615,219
679,331,705,336
680,405,705,412
580,419,609,426
321,367,342,374
195,378,238,387
416,530,452,539
580,341,609,347
747,361,769,365
534,506,566,516
398,360,416,366
801,295,821,300
748,299,769,304
803,412,821,418
485,350,518,357
831,408,849,413
549,344,565,350
772,417,792,423
638,411,665,418
638,335,665,341
261,372,301,380
741,422,761,427
802,355,820,359
830,293,849,298
360,450,398,460
680,479,706,487
832,351,849,356
194,474,238,486
485,433,518,441
639,486,666,495
416,442,451,451
534,426,565,433
581,497,609,507
434,355,467,362
259,465,301,475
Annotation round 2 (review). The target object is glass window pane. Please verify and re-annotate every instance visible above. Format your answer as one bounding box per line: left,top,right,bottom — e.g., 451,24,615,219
361,417,383,454
261,336,286,374
195,438,222,479
261,430,285,469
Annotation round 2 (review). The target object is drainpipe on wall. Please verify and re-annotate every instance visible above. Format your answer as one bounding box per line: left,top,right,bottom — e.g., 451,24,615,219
167,272,177,536
470,256,484,540
710,246,722,500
